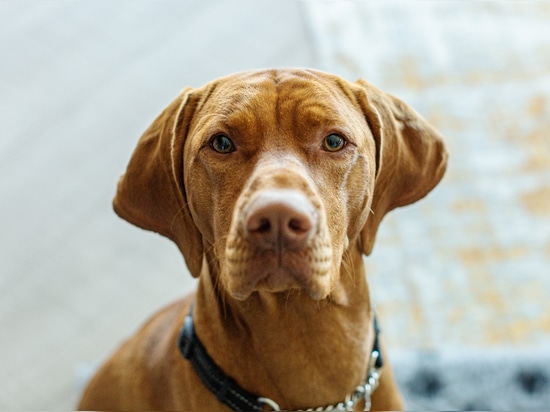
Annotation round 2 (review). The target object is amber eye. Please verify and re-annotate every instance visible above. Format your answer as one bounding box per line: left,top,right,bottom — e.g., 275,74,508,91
210,134,235,154
322,133,346,152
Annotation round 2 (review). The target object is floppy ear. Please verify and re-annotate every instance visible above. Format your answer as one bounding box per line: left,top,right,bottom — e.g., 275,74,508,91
113,87,204,277
354,79,448,255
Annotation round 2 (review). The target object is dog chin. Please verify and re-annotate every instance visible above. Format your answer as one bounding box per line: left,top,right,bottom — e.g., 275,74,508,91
225,271,332,302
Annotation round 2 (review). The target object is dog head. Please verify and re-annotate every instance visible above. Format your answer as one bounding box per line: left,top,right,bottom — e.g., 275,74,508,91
113,69,447,301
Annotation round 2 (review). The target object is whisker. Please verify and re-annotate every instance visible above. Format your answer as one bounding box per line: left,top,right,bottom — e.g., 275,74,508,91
340,247,356,285
207,234,232,315
284,290,293,311
170,202,191,232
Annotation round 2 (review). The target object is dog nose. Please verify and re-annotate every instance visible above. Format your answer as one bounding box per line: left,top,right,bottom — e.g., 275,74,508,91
245,190,316,250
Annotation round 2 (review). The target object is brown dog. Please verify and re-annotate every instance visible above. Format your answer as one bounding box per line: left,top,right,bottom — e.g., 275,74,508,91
78,69,447,411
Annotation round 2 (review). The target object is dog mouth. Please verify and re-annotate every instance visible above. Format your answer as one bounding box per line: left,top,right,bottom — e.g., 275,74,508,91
224,253,333,301
226,273,332,302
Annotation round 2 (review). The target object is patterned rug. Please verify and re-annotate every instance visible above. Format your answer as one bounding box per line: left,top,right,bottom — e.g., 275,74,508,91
392,348,549,410
302,2,550,409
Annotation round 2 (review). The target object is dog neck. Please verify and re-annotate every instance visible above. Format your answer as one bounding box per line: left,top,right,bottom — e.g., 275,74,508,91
192,248,374,410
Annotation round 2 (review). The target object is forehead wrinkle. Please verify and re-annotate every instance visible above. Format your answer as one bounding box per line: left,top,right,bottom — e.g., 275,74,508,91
196,78,278,140
279,85,356,134
285,71,352,105
210,84,260,118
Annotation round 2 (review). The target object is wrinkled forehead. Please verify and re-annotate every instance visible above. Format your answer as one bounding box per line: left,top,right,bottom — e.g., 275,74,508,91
192,70,363,133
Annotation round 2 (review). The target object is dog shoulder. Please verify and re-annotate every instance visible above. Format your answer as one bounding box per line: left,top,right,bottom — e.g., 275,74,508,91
78,297,194,410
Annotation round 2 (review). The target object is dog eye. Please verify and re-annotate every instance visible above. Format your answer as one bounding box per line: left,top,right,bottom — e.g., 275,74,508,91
210,134,235,154
322,133,346,152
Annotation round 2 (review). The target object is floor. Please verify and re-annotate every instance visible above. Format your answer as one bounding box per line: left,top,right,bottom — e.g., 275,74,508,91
304,1,550,350
1,1,549,410
0,2,313,409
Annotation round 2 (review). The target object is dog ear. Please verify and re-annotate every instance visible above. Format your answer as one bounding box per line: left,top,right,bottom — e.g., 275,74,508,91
113,87,204,277
354,80,448,255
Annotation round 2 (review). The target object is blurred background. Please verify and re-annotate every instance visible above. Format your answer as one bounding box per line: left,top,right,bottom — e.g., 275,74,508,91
1,1,549,409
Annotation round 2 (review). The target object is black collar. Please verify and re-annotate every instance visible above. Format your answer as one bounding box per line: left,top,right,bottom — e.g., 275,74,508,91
178,304,383,411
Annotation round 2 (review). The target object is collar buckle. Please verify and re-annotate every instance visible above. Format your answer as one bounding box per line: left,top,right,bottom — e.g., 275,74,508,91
258,397,281,411
178,314,195,359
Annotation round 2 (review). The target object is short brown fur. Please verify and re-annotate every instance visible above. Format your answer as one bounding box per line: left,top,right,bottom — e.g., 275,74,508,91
78,69,447,411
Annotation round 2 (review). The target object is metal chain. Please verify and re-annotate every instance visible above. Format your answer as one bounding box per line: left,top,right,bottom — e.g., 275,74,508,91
257,351,382,412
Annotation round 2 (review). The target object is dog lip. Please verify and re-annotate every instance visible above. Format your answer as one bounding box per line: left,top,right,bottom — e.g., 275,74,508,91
227,281,255,301
226,266,332,302
302,276,332,301
229,291,249,301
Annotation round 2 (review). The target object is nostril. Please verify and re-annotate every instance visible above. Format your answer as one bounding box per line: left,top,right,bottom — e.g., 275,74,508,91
246,213,273,234
288,217,311,234
254,218,271,234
